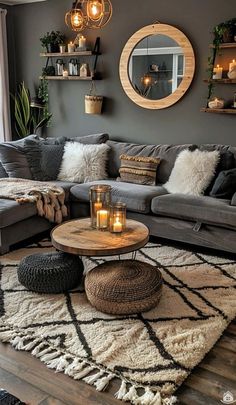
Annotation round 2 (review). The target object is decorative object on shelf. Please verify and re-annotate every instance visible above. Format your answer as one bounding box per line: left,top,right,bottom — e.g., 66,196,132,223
109,203,126,233
119,23,195,110
65,0,112,32
63,69,69,77
90,184,111,229
228,59,236,79
56,59,64,76
79,34,87,48
213,64,223,79
80,62,90,77
69,59,79,75
12,82,52,138
85,81,103,114
42,65,55,76
208,97,225,109
40,31,65,53
213,19,236,44
59,44,66,53
68,41,75,53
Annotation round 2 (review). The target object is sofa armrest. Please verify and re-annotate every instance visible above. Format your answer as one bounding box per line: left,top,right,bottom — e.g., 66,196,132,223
231,193,236,206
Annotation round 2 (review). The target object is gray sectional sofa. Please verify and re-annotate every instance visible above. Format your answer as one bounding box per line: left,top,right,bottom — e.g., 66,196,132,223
1,135,236,254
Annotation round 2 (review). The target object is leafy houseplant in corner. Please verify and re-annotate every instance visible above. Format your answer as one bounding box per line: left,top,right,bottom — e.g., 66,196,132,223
213,18,236,45
40,30,66,53
12,82,52,138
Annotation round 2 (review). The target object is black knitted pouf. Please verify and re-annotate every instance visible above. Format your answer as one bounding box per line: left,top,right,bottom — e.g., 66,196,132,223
17,252,84,293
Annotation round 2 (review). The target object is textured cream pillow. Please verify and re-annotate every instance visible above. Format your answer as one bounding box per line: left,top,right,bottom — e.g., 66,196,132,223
164,149,220,196
58,142,110,182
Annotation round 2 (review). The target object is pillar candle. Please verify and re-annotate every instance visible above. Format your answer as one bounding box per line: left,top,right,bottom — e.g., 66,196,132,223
79,35,86,48
229,59,236,71
68,42,75,53
97,210,108,229
213,65,223,79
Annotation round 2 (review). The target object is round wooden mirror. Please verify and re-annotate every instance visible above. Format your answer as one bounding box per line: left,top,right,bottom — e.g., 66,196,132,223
119,23,195,109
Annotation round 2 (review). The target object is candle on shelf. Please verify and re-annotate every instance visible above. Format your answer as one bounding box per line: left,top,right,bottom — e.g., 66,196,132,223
208,97,224,109
79,35,86,49
229,59,236,72
68,41,75,53
113,217,123,233
63,69,69,77
97,210,108,230
212,64,223,79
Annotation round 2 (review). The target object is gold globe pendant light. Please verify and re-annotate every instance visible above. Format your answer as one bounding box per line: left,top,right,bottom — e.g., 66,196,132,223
65,1,87,32
86,0,112,28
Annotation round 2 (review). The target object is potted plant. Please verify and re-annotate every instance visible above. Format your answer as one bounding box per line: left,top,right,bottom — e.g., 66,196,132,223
12,82,52,138
40,30,66,53
213,18,236,45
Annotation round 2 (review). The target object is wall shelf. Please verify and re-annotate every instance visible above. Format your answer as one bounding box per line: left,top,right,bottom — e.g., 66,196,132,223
40,75,95,81
201,108,236,114
210,42,236,49
203,78,236,84
40,51,99,57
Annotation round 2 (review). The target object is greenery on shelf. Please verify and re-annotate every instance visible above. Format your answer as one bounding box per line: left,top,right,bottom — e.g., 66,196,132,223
40,30,65,52
207,18,236,101
12,82,52,138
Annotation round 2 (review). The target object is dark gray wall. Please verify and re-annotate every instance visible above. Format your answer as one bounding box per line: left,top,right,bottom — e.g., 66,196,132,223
10,0,236,145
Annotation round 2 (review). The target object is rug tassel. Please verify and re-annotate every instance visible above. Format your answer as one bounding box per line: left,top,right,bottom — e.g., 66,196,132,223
74,366,94,380
31,342,47,356
94,373,115,392
10,336,25,350
115,380,127,400
135,387,155,405
40,351,61,362
162,396,178,405
65,359,85,376
35,346,52,358
123,385,139,402
0,330,16,342
55,355,70,372
83,370,104,385
22,338,41,351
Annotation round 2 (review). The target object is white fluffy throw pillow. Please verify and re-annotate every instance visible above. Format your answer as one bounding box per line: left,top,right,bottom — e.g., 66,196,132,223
58,142,110,182
164,149,220,196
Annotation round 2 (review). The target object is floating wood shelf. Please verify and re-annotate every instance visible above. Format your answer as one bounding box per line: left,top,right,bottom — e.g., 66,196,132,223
40,76,95,81
210,42,236,49
203,78,236,84
40,51,100,57
201,108,236,114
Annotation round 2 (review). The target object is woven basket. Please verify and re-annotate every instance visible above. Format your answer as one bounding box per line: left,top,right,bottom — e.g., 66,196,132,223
85,81,103,114
85,260,162,315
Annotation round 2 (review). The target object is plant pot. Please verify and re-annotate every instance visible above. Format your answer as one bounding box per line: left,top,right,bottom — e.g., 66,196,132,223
222,28,234,43
47,43,59,53
42,66,55,76
85,95,103,114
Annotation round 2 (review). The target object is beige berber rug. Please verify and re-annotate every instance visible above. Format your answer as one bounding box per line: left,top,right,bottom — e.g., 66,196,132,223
0,240,235,405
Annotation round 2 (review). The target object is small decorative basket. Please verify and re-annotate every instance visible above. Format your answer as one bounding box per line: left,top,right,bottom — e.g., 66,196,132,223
85,82,103,115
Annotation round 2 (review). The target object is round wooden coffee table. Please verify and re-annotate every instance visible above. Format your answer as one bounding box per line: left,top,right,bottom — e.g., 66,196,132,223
51,217,149,257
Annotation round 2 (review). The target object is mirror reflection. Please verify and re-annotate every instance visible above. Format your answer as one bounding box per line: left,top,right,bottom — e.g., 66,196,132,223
129,34,185,100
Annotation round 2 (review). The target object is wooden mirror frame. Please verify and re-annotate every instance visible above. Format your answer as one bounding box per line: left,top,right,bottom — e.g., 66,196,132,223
119,23,195,109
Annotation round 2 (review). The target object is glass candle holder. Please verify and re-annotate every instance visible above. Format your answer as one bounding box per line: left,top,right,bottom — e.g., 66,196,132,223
90,185,111,230
110,203,126,233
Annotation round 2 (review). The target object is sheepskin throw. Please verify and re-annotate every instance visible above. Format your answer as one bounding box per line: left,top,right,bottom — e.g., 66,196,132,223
58,142,110,183
118,154,161,186
0,178,67,223
0,240,235,405
164,149,220,196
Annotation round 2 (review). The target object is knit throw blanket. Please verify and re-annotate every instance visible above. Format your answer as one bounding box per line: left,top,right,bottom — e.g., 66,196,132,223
0,178,68,224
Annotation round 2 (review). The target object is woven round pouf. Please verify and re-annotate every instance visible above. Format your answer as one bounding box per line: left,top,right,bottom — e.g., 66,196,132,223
85,260,162,315
18,252,84,293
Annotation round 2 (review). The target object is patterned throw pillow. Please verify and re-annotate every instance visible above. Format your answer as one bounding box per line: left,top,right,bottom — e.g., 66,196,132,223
117,154,161,186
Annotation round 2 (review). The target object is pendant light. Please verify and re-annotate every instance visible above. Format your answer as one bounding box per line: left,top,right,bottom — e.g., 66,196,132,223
65,0,112,32
141,37,156,88
65,1,87,32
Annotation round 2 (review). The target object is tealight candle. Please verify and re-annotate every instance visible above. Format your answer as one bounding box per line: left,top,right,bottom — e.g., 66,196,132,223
68,41,75,53
63,69,69,77
213,64,223,80
79,35,86,49
97,210,108,230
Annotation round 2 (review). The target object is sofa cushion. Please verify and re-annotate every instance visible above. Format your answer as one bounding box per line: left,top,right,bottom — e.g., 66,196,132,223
106,140,236,184
0,163,7,178
151,194,236,229
70,180,167,214
0,199,37,228
210,168,236,199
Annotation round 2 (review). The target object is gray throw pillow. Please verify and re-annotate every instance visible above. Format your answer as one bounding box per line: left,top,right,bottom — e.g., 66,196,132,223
210,168,236,199
0,135,39,179
72,133,109,144
0,162,8,178
24,138,65,181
